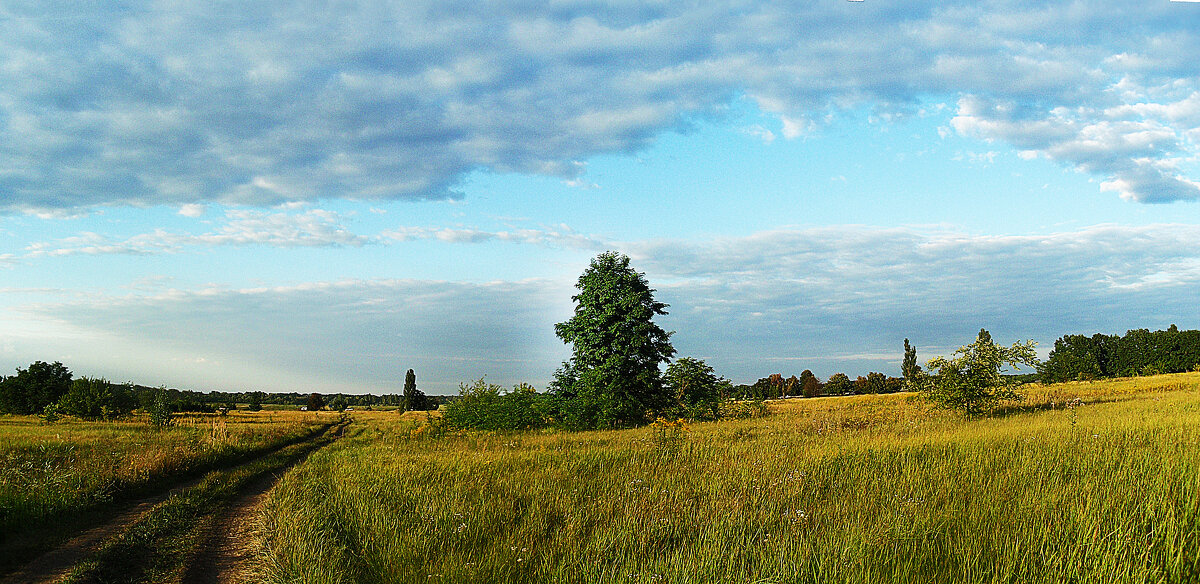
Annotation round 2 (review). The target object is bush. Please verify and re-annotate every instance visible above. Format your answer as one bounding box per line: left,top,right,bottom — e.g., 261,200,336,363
442,379,550,431
719,398,770,420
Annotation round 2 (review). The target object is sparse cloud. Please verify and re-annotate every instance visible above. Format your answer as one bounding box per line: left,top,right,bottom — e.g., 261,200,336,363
24,278,574,393
19,209,608,259
23,209,368,257
4,1,1200,213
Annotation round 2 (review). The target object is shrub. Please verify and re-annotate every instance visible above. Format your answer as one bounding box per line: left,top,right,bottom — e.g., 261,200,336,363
442,379,550,431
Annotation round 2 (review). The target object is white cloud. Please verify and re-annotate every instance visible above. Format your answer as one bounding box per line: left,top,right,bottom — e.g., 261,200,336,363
178,204,205,217
3,1,1200,212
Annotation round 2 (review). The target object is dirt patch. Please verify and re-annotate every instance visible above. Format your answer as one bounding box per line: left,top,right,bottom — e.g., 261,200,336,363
179,472,278,584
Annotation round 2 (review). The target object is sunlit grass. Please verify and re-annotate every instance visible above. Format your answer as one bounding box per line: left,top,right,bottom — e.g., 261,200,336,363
0,410,331,547
257,376,1200,583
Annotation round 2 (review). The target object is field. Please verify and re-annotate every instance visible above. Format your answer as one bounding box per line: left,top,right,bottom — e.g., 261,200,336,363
254,375,1200,584
0,410,333,576
1,375,1197,583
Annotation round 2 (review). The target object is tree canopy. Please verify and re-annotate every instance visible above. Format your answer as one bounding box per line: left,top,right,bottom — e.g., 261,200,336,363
919,329,1038,416
553,251,676,428
0,361,73,415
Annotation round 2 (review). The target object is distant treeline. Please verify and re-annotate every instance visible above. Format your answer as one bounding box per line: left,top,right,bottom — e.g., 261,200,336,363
1039,325,1200,382
0,362,445,419
730,371,905,400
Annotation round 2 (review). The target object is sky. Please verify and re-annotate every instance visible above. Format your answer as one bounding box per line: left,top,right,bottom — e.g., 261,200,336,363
3,1,1200,395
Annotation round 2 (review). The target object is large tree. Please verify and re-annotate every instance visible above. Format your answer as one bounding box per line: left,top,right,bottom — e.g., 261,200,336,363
553,251,676,428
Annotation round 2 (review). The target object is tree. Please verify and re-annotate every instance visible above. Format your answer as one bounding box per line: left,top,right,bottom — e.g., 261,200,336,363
58,377,137,420
553,251,676,428
919,328,1038,416
328,394,349,412
825,373,852,395
902,339,922,388
800,370,822,398
0,361,73,415
306,393,325,411
403,369,430,411
664,357,724,419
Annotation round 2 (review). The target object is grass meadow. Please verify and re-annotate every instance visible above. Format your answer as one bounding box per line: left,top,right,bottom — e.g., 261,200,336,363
0,409,333,571
253,375,1200,584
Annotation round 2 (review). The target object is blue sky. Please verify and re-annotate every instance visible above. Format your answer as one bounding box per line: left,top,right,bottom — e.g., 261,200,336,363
3,1,1200,394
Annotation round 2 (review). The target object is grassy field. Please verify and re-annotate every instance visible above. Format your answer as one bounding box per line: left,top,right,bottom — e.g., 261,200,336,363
0,409,333,570
252,374,1200,583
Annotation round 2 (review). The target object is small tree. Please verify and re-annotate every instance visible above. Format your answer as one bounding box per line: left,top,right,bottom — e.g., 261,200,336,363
306,393,325,412
919,328,1038,416
247,393,263,411
328,394,349,412
149,387,174,428
902,338,922,389
403,369,430,411
664,357,724,419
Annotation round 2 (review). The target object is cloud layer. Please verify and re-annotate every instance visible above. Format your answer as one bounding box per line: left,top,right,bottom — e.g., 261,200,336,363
4,1,1200,213
21,223,1200,391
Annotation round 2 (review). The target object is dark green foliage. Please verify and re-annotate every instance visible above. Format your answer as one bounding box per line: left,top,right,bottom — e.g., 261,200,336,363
664,357,725,419
247,392,263,411
919,328,1038,416
1039,325,1200,382
902,338,922,388
800,370,822,398
58,377,138,420
402,369,431,411
442,379,549,431
306,393,325,411
824,373,852,395
552,251,676,428
0,361,73,415
328,394,349,412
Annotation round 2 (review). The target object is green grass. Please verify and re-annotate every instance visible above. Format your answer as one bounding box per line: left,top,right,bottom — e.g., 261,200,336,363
253,375,1200,583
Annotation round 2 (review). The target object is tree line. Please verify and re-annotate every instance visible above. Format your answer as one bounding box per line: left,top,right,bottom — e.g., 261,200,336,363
1038,325,1200,382
0,362,443,420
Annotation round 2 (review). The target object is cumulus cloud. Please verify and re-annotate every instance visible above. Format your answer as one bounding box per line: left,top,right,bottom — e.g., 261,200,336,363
3,1,1200,212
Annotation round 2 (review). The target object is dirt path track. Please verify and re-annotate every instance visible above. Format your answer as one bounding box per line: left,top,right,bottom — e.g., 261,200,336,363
1,421,344,584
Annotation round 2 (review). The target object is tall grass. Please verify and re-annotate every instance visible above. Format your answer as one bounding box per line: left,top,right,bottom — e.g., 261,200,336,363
0,410,331,554
255,376,1200,583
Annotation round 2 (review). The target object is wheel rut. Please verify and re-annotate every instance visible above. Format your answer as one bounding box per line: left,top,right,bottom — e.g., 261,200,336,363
0,420,345,584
